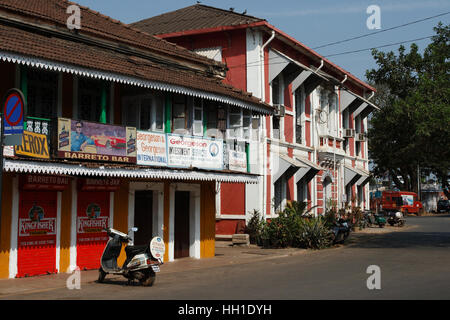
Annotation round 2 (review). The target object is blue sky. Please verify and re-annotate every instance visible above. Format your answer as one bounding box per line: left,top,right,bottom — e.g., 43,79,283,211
75,0,450,82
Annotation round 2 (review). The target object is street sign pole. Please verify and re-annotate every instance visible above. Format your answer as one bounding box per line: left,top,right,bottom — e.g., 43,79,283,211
0,112,4,234
0,88,26,235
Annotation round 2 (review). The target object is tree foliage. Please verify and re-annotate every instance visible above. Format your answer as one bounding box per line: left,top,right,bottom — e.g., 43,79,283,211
366,23,450,196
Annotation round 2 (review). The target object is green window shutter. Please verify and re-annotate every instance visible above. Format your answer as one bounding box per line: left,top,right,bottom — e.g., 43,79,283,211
164,95,172,133
99,83,107,124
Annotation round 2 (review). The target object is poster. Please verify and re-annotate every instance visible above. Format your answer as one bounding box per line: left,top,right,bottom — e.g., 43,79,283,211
76,191,110,270
402,195,414,206
136,131,168,166
57,118,136,163
228,150,247,172
167,134,223,170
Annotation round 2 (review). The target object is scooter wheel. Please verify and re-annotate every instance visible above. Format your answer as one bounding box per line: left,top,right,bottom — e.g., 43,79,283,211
140,272,156,287
98,268,107,283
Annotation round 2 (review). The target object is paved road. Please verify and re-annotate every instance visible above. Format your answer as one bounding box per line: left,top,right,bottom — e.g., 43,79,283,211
2,215,450,300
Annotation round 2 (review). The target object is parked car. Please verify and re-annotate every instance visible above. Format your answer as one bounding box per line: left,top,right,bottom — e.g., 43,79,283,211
437,199,450,213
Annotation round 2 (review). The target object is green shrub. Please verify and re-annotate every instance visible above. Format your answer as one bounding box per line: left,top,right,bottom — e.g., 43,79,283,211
294,217,333,249
245,210,265,245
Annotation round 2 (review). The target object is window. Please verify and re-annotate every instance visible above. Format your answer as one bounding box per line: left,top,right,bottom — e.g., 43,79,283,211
295,89,304,144
78,77,110,122
172,94,188,133
272,116,280,140
242,109,252,140
192,98,203,136
228,105,242,139
272,76,281,105
328,93,337,136
355,115,361,157
122,93,164,131
26,68,58,118
274,178,283,213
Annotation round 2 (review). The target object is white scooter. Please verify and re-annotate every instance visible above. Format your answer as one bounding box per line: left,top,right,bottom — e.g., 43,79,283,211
98,227,165,286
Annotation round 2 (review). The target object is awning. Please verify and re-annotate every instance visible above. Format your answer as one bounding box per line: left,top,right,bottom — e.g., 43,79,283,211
356,167,371,186
269,49,328,95
340,88,380,117
272,154,307,183
3,159,260,184
344,164,370,187
294,156,324,184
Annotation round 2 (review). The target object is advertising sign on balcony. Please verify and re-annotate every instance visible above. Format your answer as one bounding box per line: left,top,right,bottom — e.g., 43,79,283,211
167,134,223,170
228,150,247,172
136,131,168,166
14,130,50,159
57,118,136,163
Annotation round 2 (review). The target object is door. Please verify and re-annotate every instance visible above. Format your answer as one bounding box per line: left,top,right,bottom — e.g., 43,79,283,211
76,191,110,270
134,190,153,246
17,191,57,277
174,191,190,259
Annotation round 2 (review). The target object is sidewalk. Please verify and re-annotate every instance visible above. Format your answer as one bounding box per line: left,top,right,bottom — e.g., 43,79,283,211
0,242,306,297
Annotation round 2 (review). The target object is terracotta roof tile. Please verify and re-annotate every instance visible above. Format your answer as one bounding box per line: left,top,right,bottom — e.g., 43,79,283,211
0,0,224,68
0,23,271,110
131,4,264,35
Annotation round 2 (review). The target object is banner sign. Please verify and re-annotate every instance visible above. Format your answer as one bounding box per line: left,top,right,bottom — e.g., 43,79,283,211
20,174,70,191
77,178,121,191
57,118,136,163
136,131,168,166
18,192,57,243
14,130,50,159
228,150,247,172
167,134,223,170
77,192,110,241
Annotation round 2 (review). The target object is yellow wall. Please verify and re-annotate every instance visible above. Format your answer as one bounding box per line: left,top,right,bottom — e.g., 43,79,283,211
163,181,170,262
201,181,216,258
0,174,13,279
59,181,72,273
114,180,129,267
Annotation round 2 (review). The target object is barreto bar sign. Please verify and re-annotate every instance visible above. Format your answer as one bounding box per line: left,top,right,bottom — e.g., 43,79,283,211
57,118,137,163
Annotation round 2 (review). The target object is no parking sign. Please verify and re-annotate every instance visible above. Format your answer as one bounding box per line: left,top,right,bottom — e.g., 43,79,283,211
2,88,25,137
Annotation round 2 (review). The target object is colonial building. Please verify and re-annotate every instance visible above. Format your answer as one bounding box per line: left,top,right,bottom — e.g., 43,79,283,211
0,0,273,278
132,4,379,237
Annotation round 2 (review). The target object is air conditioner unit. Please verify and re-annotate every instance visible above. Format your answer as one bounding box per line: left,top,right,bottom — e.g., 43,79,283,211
273,104,286,117
343,128,355,138
356,133,366,141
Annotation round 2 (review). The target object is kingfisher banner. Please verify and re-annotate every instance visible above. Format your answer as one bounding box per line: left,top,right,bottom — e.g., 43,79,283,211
57,118,136,163
167,134,223,170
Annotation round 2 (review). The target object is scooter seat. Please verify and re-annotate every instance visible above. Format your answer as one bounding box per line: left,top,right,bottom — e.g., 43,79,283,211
125,244,148,257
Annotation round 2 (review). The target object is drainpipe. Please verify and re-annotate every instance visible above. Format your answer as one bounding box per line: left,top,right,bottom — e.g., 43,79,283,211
260,30,275,220
367,92,375,100
316,59,324,74
260,30,275,102
341,75,347,85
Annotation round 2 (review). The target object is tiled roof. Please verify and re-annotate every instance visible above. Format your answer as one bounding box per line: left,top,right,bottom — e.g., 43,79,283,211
131,4,264,36
0,0,224,69
132,4,376,93
0,0,272,111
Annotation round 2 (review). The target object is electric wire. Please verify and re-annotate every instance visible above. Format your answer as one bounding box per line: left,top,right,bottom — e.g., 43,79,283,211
312,11,450,49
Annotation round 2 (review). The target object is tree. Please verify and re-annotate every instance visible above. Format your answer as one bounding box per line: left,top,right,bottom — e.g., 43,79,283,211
366,23,450,197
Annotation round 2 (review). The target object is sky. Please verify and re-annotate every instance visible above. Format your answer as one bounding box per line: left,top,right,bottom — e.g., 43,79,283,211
74,0,450,82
